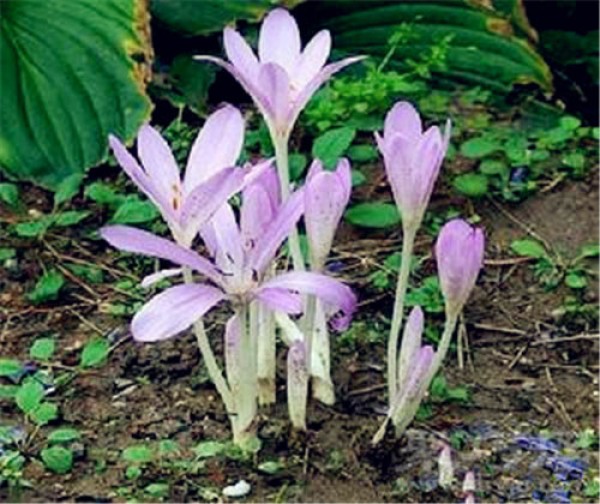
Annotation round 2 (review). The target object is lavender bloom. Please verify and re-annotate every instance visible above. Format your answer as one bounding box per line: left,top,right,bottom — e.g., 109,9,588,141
109,105,253,247
196,9,363,139
376,101,450,230
100,176,356,343
435,219,485,318
304,158,352,271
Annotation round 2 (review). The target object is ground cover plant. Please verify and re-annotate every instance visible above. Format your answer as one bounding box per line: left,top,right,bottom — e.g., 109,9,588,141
1,1,598,502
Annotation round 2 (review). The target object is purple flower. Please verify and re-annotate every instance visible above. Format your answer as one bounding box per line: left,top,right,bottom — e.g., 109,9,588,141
100,173,356,342
304,158,352,270
376,102,450,230
397,306,424,391
196,9,363,139
435,219,484,317
109,105,255,247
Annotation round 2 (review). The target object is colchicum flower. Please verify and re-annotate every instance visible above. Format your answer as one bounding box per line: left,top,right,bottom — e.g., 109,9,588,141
435,219,485,318
197,8,363,140
108,105,252,247
100,177,356,343
376,101,450,230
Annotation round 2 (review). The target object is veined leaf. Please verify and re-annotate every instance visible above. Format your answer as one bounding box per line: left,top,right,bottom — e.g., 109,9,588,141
0,0,152,188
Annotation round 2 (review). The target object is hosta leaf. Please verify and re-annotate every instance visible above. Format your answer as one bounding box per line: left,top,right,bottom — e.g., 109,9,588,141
151,0,273,36
308,0,552,95
0,0,152,188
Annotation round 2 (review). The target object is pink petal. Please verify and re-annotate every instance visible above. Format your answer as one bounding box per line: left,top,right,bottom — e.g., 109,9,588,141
255,288,303,314
184,105,245,193
294,30,331,90
258,8,301,74
305,159,324,182
201,203,243,276
248,188,304,275
100,225,221,284
223,27,259,83
305,158,351,269
288,56,365,132
140,268,183,288
108,135,175,223
132,284,224,342
258,63,290,134
194,56,273,127
137,125,182,210
259,271,356,330
435,219,485,315
397,306,424,390
179,166,247,246
241,182,276,250
384,101,422,143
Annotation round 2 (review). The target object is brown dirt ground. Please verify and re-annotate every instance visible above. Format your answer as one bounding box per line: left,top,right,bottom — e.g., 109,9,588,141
0,172,598,503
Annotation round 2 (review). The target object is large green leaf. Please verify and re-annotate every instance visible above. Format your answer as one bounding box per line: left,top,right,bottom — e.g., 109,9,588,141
151,0,277,36
306,0,552,94
0,0,152,188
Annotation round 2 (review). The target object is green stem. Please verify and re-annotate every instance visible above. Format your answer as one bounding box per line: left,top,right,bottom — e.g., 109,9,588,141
182,267,234,414
387,225,417,401
273,133,305,272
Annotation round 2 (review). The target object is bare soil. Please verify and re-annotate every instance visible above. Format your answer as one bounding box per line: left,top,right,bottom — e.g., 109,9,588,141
0,172,598,503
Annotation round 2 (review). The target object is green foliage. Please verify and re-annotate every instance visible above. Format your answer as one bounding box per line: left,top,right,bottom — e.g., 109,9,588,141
406,276,445,314
54,175,83,207
453,173,489,198
345,202,400,228
151,0,272,36
575,428,599,450
0,0,151,188
13,210,90,238
312,1,552,95
29,338,56,361
85,181,159,225
26,270,65,304
0,183,20,207
15,381,44,414
48,428,81,444
429,375,470,404
312,127,356,168
510,239,547,259
41,446,73,474
80,338,110,368
0,359,22,377
122,445,154,464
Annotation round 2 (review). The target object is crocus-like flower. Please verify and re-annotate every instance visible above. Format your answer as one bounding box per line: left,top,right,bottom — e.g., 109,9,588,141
438,443,454,489
304,158,352,271
376,101,450,230
100,180,356,343
109,105,251,247
435,219,485,318
197,9,363,139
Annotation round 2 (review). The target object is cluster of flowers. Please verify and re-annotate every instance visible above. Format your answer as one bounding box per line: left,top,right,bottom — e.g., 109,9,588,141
101,9,484,447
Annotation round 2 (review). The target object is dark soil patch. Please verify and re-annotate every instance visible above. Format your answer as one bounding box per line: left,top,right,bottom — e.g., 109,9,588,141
0,173,598,502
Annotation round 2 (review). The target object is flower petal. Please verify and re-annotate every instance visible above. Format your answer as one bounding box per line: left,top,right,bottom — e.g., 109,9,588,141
108,134,175,223
223,27,259,83
140,268,183,288
137,124,181,209
397,306,424,391
184,105,245,193
132,284,224,342
255,288,303,314
384,101,422,143
305,158,351,269
288,56,365,132
259,271,356,330
201,202,243,277
194,56,273,127
258,63,290,134
258,8,301,74
100,225,221,284
249,188,304,275
180,166,250,246
294,29,331,90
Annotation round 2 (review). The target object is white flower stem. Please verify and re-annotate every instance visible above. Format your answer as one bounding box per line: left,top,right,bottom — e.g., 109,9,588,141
255,301,276,406
387,225,417,401
233,304,258,444
182,267,235,416
273,133,305,272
